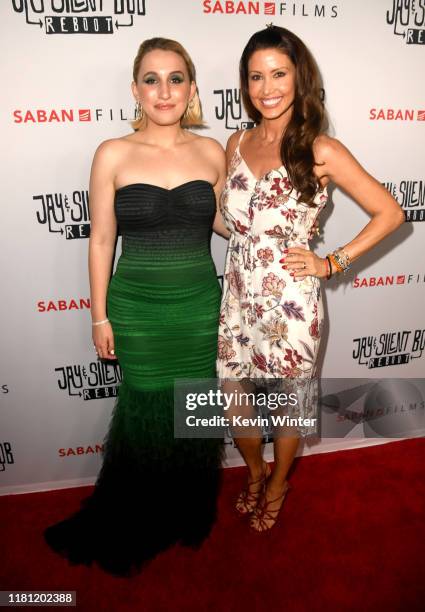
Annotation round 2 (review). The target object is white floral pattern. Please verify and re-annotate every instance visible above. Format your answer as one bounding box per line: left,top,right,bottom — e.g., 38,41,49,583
217,131,328,384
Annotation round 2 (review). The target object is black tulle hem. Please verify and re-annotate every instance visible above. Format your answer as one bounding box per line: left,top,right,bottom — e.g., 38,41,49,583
44,382,224,577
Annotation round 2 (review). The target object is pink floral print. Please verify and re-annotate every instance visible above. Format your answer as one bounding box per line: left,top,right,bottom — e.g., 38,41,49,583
217,130,328,384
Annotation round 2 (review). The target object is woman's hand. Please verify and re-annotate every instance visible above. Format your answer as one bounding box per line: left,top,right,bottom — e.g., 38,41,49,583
280,247,328,280
92,322,116,360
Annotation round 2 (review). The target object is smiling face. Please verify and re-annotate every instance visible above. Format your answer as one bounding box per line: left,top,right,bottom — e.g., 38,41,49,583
247,48,296,121
132,49,196,127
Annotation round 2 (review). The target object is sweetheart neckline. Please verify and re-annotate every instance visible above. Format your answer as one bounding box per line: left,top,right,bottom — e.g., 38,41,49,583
115,179,214,193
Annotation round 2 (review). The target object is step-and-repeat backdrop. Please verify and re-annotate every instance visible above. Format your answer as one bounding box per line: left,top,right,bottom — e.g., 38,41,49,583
1,1,424,494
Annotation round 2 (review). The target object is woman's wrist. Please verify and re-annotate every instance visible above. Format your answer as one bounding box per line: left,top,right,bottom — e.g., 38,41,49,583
92,318,109,327
91,308,108,325
320,247,352,280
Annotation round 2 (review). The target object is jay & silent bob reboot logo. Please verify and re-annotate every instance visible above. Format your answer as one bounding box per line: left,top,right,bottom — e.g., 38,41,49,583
11,0,146,35
55,360,122,400
353,328,425,369
386,0,425,44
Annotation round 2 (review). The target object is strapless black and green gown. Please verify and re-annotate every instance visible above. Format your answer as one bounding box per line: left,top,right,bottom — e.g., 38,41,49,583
44,180,223,576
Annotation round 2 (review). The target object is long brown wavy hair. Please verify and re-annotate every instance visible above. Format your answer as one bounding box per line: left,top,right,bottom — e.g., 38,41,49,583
240,26,327,206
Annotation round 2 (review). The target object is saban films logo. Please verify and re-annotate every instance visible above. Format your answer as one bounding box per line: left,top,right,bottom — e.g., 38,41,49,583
55,361,122,400
383,179,425,222
13,107,134,124
37,297,91,312
369,108,425,121
353,273,425,288
386,0,425,44
11,0,146,35
59,443,104,457
34,189,90,239
203,1,338,17
320,379,425,438
353,329,425,369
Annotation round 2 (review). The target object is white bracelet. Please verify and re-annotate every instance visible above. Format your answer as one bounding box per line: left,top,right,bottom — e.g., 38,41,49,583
92,318,109,327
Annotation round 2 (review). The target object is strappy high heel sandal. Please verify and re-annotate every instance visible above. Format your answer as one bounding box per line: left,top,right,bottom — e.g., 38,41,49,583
235,461,271,516
250,481,290,532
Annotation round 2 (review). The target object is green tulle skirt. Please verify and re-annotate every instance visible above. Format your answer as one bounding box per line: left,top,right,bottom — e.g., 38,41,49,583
44,246,224,576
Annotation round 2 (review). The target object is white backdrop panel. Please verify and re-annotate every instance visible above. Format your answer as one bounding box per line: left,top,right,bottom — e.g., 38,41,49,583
1,0,424,494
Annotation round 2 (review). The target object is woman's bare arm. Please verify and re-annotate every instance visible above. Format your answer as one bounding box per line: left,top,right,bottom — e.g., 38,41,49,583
284,135,404,279
88,140,118,358
316,136,404,262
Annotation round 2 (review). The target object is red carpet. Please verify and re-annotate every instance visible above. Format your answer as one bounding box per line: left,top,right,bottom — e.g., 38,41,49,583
1,439,424,611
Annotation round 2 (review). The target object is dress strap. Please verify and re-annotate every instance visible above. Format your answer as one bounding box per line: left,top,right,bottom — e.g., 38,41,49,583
236,129,246,152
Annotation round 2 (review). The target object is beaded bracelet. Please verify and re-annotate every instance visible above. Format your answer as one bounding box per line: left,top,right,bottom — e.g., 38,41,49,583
325,248,351,276
333,247,351,273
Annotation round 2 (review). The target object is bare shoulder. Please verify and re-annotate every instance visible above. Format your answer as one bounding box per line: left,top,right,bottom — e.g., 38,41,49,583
226,129,243,156
313,134,351,164
192,134,225,164
93,136,129,162
92,136,139,177
192,133,225,153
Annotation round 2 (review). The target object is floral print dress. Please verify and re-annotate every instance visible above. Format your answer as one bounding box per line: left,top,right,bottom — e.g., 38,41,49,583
217,130,328,400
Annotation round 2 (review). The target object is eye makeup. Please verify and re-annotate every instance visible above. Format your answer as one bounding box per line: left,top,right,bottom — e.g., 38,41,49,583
142,71,185,85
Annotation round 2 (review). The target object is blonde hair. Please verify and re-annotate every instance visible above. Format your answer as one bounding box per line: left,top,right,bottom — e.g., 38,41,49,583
131,37,204,131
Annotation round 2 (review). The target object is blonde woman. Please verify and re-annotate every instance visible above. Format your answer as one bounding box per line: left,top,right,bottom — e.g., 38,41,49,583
45,38,228,576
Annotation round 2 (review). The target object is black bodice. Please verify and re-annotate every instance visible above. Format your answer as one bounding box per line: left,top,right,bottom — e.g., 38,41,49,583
114,180,216,234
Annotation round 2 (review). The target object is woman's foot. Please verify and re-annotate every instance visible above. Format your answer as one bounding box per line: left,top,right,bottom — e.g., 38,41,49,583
236,461,271,515
250,480,290,532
